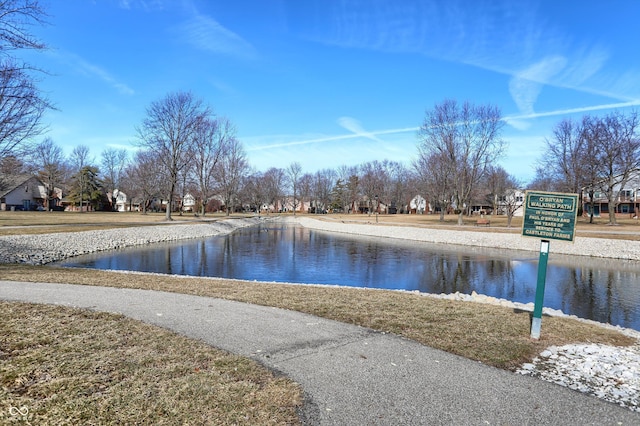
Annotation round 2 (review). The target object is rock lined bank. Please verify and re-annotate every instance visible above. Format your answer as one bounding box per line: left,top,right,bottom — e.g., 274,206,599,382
293,216,640,412
2,215,639,412
0,217,266,265
294,216,640,260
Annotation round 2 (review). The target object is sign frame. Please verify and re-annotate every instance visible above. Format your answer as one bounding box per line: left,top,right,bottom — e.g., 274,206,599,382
521,191,579,243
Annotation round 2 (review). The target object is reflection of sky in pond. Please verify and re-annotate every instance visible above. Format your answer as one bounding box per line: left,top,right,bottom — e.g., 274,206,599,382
55,224,640,330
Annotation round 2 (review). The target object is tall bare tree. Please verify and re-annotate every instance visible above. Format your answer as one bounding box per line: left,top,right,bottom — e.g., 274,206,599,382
540,118,587,194
335,165,359,213
0,1,52,158
483,165,521,226
69,144,92,212
312,168,335,213
263,167,285,213
484,165,509,215
418,99,505,225
101,148,128,211
241,170,268,214
215,134,248,216
286,161,302,215
125,150,165,214
191,116,231,215
32,137,64,209
585,111,640,225
380,160,410,214
136,91,209,220
299,172,313,213
359,160,385,215
414,149,452,221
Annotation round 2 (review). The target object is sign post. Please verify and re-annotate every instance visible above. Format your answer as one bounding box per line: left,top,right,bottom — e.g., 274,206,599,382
530,239,549,339
521,191,578,339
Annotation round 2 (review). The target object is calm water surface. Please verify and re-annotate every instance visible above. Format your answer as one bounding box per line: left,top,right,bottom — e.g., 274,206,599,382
56,224,640,330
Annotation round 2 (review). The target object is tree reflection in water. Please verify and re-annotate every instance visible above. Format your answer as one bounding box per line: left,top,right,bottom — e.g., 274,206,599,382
56,224,640,330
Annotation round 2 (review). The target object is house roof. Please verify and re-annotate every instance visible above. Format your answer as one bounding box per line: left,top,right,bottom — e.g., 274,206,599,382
0,175,45,198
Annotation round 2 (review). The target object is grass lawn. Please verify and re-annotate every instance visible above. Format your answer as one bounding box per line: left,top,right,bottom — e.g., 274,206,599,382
1,210,638,423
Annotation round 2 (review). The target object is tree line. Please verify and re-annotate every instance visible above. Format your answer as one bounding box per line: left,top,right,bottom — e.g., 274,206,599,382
531,112,640,225
1,1,639,225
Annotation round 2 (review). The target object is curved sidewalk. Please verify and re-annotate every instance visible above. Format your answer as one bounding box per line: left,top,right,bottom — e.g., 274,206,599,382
1,281,637,425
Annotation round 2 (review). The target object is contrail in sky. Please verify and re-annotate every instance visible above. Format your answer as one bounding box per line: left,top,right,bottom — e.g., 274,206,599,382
247,100,640,151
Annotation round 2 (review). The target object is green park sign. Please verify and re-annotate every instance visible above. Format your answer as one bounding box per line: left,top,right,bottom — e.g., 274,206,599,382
522,191,579,242
522,191,579,339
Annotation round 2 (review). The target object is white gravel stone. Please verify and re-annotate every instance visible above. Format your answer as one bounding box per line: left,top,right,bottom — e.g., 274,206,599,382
292,216,640,413
0,217,267,265
2,214,640,413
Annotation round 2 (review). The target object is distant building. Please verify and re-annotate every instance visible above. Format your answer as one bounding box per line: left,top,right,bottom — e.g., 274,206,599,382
409,195,428,214
182,193,196,212
0,175,61,211
582,170,640,217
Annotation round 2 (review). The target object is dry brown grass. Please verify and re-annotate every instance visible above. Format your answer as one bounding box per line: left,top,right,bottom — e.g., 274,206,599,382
0,211,252,236
1,211,638,423
0,300,302,425
3,210,640,238
314,213,640,239
1,265,634,371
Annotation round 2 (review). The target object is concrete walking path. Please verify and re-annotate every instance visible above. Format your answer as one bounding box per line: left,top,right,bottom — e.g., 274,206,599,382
1,281,638,425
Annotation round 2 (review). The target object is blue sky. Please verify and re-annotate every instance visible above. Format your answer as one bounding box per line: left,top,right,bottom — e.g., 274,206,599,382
25,0,640,182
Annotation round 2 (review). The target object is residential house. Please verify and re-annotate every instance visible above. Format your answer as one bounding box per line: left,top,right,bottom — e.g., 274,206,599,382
109,189,141,212
0,175,61,211
409,195,429,214
582,170,640,217
182,193,196,212
495,189,525,217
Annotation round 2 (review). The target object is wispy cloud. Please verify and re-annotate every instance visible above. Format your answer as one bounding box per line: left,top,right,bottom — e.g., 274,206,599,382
293,0,639,117
58,51,135,95
509,56,567,115
176,14,257,60
117,0,167,11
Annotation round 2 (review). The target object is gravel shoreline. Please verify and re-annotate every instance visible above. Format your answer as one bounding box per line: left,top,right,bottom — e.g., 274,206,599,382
0,217,265,265
294,216,640,260
3,215,640,265
1,215,639,412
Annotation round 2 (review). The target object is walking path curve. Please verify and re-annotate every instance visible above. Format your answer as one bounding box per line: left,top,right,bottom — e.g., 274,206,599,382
1,281,638,425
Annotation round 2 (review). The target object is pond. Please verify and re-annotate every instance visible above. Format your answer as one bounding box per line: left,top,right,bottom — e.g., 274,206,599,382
55,224,640,331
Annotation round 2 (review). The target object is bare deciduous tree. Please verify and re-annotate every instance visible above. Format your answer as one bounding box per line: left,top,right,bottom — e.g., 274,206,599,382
191,116,233,216
32,137,65,209
359,160,385,216
311,169,335,214
70,145,92,212
215,134,248,216
125,149,165,214
136,91,209,220
101,148,129,211
540,118,587,195
0,1,52,158
413,149,452,221
299,172,313,212
483,165,521,226
418,99,505,225
585,111,640,225
241,170,268,214
286,161,302,215
263,167,286,213
484,165,509,215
